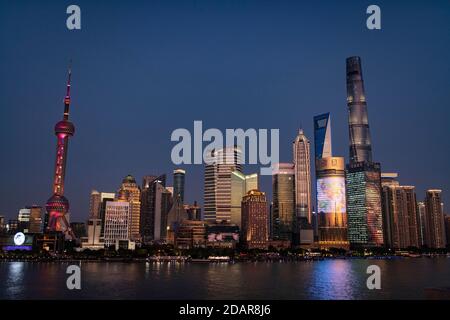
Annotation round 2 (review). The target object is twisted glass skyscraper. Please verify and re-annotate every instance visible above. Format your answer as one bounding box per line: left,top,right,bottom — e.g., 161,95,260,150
345,57,384,247
346,56,373,164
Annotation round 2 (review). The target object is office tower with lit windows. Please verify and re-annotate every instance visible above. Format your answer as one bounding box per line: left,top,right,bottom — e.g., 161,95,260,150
45,68,76,238
241,190,269,249
345,56,383,247
103,201,130,247
175,220,207,249
94,192,115,236
89,190,114,236
173,169,186,203
346,162,383,246
315,157,348,248
272,163,295,241
19,206,44,234
380,173,398,247
204,146,243,223
18,208,31,233
381,173,420,248
117,175,141,242
424,190,446,249
402,187,420,247
293,129,312,223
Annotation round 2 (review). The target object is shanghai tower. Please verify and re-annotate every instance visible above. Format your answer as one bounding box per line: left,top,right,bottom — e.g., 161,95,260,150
345,57,383,247
346,56,372,164
45,68,76,238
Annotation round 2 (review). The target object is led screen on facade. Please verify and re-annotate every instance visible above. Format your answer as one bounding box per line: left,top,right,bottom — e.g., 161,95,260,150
316,177,346,214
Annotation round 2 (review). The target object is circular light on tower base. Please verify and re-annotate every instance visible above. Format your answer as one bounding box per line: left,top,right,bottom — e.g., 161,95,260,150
14,232,26,246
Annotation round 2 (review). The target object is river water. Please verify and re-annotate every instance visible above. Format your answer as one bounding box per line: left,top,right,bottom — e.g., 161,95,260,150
1,258,449,299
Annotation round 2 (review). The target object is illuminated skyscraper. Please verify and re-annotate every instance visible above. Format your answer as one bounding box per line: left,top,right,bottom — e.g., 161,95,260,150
173,169,186,203
380,173,398,247
117,175,141,242
272,163,295,241
347,184,383,247
241,190,269,249
18,208,31,233
313,113,334,243
45,68,76,238
104,201,130,247
401,186,420,248
315,157,348,248
313,113,347,248
90,191,116,237
101,192,114,221
424,190,446,249
293,129,312,223
346,56,372,164
345,56,383,247
204,146,242,223
346,162,383,246
381,174,419,249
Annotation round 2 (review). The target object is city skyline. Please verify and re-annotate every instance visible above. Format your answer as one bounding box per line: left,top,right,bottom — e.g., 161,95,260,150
1,1,450,221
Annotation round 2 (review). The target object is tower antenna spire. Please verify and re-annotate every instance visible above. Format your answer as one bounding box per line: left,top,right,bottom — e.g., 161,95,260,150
63,60,72,119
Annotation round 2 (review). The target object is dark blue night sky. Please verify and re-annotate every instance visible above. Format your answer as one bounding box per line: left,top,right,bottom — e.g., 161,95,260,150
0,0,449,221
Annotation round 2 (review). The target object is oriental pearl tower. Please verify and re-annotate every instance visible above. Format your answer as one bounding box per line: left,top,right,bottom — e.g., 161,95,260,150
45,67,76,239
